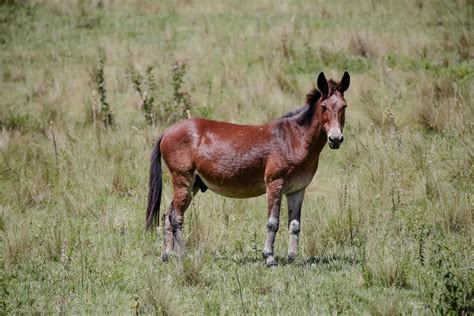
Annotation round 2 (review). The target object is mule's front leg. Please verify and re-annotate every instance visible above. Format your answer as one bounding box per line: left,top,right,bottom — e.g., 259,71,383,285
287,190,304,262
262,180,283,266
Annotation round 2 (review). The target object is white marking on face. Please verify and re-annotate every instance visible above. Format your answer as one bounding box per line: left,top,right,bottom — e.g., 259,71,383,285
327,127,343,140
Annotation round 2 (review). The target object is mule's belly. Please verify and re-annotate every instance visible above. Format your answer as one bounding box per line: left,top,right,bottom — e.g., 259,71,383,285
197,167,317,198
195,158,318,198
197,172,266,198
193,136,268,198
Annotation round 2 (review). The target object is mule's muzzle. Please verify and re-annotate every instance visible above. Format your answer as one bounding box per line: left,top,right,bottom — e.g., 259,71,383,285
328,135,344,149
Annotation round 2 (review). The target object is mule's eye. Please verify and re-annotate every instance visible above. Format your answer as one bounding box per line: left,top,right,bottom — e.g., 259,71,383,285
321,105,328,111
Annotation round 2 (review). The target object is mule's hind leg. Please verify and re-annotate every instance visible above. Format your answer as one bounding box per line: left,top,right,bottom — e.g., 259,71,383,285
162,205,175,260
162,173,197,259
286,190,304,262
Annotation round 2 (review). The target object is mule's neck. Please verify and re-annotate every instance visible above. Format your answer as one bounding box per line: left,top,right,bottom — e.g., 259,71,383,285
299,99,327,154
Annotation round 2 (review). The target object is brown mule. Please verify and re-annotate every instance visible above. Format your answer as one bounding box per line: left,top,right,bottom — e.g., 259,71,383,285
146,71,350,266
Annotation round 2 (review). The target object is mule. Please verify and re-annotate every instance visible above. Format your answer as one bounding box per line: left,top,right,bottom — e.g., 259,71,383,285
146,71,350,266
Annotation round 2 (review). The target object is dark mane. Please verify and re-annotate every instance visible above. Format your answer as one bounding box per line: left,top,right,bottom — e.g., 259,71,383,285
280,88,321,119
306,88,321,106
280,104,310,118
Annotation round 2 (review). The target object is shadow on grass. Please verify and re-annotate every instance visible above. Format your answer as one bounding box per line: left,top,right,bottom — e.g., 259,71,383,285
213,252,359,269
215,255,263,265
303,253,359,266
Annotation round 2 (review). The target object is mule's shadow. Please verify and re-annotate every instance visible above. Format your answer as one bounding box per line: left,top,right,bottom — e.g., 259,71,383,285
303,253,359,266
215,252,359,269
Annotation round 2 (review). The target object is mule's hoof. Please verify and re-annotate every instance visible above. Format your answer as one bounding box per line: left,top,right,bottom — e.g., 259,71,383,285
262,249,272,259
266,257,278,267
287,254,296,263
161,252,176,262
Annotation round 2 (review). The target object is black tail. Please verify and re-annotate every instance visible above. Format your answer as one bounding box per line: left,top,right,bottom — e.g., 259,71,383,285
146,136,163,230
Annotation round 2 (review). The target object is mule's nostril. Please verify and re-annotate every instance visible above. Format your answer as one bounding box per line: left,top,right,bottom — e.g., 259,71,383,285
329,135,343,143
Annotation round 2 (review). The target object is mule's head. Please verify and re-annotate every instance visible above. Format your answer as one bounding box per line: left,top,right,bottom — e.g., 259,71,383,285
317,71,350,149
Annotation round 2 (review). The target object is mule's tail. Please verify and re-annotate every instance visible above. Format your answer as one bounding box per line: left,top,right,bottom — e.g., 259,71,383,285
146,136,163,230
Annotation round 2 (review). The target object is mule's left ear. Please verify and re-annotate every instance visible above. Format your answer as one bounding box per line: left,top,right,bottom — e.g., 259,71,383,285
338,71,350,93
317,72,329,96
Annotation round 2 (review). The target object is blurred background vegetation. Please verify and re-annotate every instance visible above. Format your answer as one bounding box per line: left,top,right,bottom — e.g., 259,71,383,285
0,0,472,314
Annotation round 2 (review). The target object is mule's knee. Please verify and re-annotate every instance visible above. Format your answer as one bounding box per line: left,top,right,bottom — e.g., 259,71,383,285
289,220,300,235
267,216,279,232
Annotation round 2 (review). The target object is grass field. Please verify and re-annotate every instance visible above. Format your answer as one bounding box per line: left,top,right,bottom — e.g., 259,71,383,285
1,0,473,314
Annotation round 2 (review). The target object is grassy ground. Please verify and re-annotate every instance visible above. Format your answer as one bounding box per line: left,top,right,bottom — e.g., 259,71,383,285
1,0,473,314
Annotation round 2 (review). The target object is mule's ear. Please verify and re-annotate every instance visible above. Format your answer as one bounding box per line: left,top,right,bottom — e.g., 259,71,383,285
317,72,329,96
338,71,350,93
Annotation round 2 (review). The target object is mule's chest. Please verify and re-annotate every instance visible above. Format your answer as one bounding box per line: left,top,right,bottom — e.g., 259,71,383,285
281,157,319,194
283,170,316,194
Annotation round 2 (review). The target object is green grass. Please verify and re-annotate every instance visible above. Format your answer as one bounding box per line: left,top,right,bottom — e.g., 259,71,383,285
1,0,473,314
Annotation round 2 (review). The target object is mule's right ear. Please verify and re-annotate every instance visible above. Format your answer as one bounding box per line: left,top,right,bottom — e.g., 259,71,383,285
317,72,329,96
338,71,350,93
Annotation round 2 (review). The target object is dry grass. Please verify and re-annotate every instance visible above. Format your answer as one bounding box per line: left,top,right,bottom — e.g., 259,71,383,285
1,0,473,314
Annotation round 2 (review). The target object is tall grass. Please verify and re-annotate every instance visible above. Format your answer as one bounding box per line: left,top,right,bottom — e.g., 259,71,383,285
1,0,472,314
